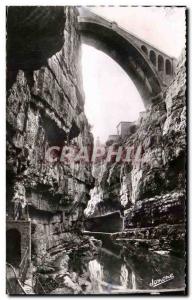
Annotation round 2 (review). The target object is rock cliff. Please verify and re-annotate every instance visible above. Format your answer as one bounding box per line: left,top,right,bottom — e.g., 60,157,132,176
6,6,94,262
85,50,186,252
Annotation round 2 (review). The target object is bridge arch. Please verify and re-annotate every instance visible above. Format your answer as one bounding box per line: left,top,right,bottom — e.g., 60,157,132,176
79,20,162,106
166,59,172,75
78,8,176,106
141,45,148,56
149,50,157,67
158,55,164,71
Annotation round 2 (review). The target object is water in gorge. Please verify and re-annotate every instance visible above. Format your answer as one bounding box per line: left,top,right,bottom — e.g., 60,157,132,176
70,234,185,294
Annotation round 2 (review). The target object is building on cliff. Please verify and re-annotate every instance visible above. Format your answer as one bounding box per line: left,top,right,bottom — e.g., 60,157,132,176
117,121,138,139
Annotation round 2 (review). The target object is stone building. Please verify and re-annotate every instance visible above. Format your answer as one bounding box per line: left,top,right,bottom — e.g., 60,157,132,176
117,121,137,139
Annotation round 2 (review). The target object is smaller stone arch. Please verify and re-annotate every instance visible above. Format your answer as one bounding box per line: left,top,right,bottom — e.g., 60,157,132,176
158,55,164,71
6,228,21,267
149,50,156,66
6,220,31,268
141,45,148,56
166,59,172,75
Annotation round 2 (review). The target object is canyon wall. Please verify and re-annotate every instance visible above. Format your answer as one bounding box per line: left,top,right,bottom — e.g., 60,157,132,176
6,7,94,262
86,50,186,252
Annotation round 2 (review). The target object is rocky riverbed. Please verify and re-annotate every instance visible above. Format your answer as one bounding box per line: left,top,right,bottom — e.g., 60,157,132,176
31,232,185,294
32,233,102,294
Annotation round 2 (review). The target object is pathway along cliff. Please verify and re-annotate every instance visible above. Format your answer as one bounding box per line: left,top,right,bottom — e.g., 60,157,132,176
6,7,186,295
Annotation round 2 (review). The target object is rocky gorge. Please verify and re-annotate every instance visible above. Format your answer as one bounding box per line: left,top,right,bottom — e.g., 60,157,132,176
85,49,186,255
6,6,186,295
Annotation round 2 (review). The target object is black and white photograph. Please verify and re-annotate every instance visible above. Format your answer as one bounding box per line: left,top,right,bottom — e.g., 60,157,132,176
5,4,187,295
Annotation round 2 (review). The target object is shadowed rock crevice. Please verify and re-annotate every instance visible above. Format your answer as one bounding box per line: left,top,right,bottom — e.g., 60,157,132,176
7,6,66,71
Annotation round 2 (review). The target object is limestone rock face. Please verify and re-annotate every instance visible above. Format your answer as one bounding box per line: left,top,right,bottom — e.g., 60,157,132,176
84,186,104,218
85,51,186,237
6,7,93,259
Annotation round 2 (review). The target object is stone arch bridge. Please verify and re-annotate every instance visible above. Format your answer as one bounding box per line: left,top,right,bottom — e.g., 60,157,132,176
7,6,177,106
78,7,177,106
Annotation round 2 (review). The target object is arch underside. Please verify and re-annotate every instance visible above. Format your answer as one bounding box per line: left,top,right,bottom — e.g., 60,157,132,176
79,22,162,106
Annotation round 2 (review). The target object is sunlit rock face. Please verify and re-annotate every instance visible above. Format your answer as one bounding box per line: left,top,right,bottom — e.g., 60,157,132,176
84,51,186,241
84,186,103,218
6,7,94,261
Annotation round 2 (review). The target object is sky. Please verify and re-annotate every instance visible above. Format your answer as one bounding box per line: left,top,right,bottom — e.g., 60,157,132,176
81,7,186,143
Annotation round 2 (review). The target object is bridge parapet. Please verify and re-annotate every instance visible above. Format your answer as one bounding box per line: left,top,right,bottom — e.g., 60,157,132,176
129,34,177,85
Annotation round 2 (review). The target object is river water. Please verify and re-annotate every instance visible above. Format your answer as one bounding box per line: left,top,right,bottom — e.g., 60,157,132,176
84,234,185,294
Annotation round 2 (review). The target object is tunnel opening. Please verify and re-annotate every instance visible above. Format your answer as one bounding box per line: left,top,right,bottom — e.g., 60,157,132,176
6,229,21,267
84,211,124,233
